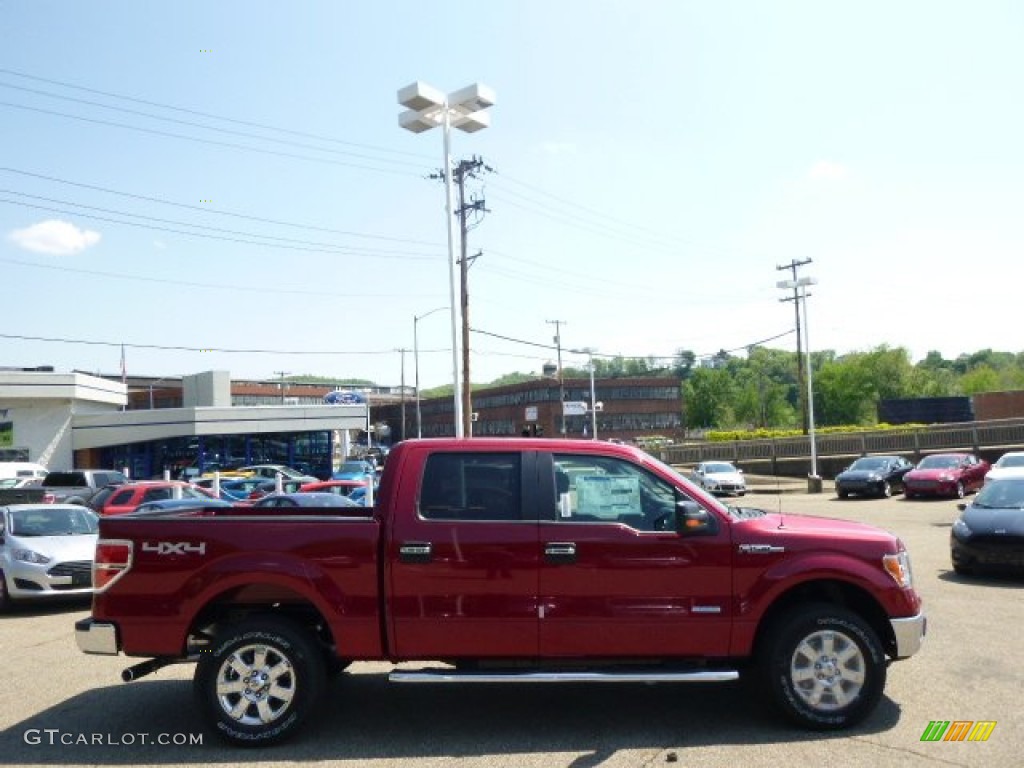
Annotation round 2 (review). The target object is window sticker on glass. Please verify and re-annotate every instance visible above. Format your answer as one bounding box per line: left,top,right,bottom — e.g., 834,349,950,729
576,475,641,518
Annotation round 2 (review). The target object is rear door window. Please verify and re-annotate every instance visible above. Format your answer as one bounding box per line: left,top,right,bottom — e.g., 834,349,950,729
419,453,523,521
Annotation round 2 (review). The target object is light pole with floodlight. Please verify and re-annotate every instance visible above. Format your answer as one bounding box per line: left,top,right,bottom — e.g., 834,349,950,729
414,305,449,439
777,276,820,490
572,348,600,439
398,81,496,439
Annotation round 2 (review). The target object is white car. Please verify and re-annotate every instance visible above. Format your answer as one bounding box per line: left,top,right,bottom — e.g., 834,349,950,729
691,461,747,496
984,452,1024,483
1,504,98,609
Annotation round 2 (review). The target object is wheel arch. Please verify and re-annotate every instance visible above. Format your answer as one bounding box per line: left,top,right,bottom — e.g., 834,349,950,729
751,579,896,660
187,582,338,659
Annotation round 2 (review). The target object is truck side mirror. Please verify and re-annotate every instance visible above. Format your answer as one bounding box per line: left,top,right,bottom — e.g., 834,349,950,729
675,500,718,536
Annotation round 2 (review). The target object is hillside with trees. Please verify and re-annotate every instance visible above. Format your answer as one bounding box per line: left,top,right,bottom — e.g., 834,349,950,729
421,346,1024,431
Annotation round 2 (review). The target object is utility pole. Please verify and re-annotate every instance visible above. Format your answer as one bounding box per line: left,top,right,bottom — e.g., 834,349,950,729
776,259,812,434
396,348,409,441
274,371,291,405
547,319,567,435
453,155,491,437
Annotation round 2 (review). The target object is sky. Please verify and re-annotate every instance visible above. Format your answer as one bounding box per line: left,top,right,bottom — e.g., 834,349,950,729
1,1,1022,390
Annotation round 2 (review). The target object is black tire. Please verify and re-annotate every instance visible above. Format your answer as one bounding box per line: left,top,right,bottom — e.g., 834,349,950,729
194,617,326,746
837,490,848,499
880,482,892,499
954,482,965,499
760,603,886,730
0,569,11,612
953,562,974,577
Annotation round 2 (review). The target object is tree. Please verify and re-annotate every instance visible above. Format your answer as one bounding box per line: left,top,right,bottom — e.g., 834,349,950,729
683,367,735,429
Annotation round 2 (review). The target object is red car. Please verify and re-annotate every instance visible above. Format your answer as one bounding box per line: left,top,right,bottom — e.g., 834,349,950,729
101,481,213,515
299,479,368,497
903,452,990,499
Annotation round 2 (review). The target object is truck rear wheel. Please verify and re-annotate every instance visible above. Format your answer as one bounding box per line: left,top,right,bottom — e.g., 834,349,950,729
761,603,886,729
194,617,325,746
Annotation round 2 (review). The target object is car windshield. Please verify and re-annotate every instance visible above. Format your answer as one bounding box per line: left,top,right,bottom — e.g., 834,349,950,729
995,455,1024,469
850,458,889,471
918,455,961,469
9,507,98,536
973,479,1024,509
704,463,737,473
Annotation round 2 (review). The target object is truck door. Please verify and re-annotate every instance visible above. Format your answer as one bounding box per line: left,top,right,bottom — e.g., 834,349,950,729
538,451,733,657
387,450,540,658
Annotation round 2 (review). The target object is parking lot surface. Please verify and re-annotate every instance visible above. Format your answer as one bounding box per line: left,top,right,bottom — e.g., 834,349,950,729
0,490,1019,767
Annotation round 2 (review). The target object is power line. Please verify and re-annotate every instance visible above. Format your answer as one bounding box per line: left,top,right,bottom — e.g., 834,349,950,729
0,67,433,161
0,332,429,356
1,189,442,258
0,257,440,300
0,81,433,170
0,197,443,259
1,167,445,247
0,101,422,177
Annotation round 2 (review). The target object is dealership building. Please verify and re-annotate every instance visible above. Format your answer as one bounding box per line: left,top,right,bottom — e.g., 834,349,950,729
0,369,368,479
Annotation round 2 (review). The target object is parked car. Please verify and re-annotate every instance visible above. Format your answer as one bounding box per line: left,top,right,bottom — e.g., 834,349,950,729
690,461,746,496
238,464,319,484
1,503,98,609
246,479,306,500
332,459,378,482
131,498,234,515
903,452,990,499
299,479,368,498
101,481,212,516
985,451,1024,483
951,476,1024,575
835,455,914,499
251,492,362,509
78,438,925,744
40,469,128,506
194,477,267,502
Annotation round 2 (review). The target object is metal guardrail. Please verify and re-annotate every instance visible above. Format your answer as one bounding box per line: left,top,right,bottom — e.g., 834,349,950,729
659,418,1024,466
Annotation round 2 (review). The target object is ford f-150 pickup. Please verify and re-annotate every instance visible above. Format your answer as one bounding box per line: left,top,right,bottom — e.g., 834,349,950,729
76,438,925,745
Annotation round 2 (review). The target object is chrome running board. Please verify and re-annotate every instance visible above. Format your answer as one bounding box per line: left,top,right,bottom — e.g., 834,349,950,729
389,668,739,684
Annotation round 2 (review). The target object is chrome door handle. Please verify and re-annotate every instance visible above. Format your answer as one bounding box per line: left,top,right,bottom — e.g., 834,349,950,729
544,542,577,564
399,542,433,563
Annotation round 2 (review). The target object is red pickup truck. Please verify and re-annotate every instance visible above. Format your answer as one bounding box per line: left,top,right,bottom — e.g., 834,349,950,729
76,438,925,745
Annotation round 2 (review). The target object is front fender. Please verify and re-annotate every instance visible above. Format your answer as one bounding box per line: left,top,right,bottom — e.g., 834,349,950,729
731,550,919,656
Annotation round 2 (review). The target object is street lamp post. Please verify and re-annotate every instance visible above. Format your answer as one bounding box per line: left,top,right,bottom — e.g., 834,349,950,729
777,276,820,490
148,376,177,409
413,306,449,439
572,348,599,439
398,81,496,439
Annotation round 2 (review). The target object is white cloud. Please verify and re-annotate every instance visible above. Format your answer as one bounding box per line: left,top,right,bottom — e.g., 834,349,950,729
806,160,848,182
8,219,101,255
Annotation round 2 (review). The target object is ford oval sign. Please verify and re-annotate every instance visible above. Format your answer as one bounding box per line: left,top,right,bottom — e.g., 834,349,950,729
324,390,366,405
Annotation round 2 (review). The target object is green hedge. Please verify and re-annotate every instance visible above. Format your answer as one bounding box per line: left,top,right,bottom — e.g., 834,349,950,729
706,423,926,442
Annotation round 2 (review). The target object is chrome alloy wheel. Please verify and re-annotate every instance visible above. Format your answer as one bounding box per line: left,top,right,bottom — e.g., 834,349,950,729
788,629,866,711
215,643,297,725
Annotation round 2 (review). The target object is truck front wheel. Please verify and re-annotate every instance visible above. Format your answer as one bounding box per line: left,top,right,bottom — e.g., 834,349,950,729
195,617,325,746
761,604,886,729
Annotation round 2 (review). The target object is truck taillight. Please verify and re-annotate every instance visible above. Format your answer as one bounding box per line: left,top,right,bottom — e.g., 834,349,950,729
42,492,56,504
93,539,134,591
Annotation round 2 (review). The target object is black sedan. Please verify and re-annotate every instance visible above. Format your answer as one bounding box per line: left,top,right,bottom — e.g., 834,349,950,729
834,455,914,499
951,476,1024,576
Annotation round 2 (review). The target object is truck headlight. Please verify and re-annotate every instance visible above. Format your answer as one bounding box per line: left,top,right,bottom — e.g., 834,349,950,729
952,517,971,536
13,548,51,565
883,551,913,588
